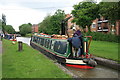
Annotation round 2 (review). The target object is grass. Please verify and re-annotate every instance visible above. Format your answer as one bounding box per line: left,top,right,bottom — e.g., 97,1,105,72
2,39,71,78
25,33,32,37
90,40,119,61
0,54,2,79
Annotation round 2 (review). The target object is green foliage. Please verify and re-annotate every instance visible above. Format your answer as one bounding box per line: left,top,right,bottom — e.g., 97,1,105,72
25,33,32,37
19,23,32,36
38,9,65,34
2,39,71,78
38,15,51,34
2,14,6,25
99,2,120,24
1,14,16,34
72,2,119,32
84,32,119,43
0,20,2,30
2,14,6,34
72,2,99,31
0,54,1,79
4,25,15,34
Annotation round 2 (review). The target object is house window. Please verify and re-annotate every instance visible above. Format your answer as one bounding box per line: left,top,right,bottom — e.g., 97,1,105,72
92,24,96,28
98,23,101,27
98,23,102,30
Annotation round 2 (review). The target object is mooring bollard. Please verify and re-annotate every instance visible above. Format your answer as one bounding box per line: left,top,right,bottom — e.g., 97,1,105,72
18,41,23,51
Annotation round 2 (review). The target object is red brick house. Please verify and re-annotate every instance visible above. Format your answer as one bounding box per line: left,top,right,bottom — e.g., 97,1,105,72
115,20,120,35
65,14,120,36
90,17,120,35
32,24,38,33
65,14,82,37
90,17,110,33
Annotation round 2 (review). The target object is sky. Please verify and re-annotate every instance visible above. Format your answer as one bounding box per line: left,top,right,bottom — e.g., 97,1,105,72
0,0,103,31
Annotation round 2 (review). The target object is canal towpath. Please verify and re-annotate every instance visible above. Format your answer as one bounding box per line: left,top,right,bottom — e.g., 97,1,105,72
0,40,2,79
0,41,2,54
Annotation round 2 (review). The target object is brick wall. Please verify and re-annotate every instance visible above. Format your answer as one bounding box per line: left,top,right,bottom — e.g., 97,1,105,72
32,24,38,33
116,20,120,35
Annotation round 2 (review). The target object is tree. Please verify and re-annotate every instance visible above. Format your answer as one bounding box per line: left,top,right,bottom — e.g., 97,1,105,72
38,15,51,34
48,9,65,34
4,25,15,34
38,9,65,34
19,23,32,36
71,2,100,32
1,14,16,34
99,2,120,24
0,19,2,30
2,14,6,34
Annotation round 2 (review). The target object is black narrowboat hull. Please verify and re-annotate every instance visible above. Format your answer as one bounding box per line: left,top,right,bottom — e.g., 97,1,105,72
30,41,66,63
30,41,95,69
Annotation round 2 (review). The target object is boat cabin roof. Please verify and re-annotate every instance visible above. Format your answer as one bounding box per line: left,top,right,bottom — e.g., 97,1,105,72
34,33,68,40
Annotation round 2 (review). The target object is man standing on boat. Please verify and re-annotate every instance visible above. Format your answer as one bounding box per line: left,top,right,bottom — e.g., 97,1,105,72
68,27,83,58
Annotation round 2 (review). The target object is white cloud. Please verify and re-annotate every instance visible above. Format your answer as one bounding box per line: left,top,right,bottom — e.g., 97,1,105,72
1,4,47,31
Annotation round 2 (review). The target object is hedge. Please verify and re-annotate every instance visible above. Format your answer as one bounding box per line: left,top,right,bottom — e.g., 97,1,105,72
83,32,119,43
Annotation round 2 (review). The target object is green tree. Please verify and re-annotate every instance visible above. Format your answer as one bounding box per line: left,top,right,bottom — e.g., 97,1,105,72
99,2,120,24
4,25,15,34
19,23,32,36
2,14,6,34
0,19,2,30
38,15,51,34
71,2,100,32
48,9,65,34
38,9,65,34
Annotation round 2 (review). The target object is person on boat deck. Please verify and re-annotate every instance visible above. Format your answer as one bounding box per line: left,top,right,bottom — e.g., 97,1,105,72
68,27,82,58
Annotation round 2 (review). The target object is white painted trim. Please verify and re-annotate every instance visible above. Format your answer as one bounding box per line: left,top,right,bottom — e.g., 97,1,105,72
66,59,86,64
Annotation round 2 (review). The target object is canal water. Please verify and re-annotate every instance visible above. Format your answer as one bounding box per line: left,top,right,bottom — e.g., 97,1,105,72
16,37,119,78
16,37,31,46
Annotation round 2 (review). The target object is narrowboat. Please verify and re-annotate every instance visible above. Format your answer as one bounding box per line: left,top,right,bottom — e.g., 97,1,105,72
30,33,97,69
4,34,17,41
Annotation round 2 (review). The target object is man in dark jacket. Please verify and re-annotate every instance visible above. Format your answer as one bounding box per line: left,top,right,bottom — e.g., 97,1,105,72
68,30,82,58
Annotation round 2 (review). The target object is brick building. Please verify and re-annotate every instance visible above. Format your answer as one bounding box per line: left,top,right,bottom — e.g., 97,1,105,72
32,24,38,33
65,14,82,37
65,14,120,35
91,17,120,35
90,17,110,33
115,20,120,35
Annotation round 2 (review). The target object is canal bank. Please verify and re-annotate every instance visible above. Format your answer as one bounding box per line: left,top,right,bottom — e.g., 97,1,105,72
2,39,72,78
0,41,2,79
17,37,119,78
93,56,120,71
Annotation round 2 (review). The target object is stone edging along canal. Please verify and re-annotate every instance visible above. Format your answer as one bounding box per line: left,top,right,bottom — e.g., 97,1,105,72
93,56,120,71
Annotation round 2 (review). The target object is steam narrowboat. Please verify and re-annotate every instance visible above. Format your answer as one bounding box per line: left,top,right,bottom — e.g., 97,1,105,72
30,33,97,69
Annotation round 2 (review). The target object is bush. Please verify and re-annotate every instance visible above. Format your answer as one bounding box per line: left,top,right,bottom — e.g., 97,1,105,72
25,33,32,37
84,32,119,43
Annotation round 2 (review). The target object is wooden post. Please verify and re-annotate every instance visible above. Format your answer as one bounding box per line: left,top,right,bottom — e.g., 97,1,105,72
18,41,23,51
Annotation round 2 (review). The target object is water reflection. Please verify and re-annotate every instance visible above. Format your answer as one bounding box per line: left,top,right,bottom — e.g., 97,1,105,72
16,37,31,46
65,65,119,78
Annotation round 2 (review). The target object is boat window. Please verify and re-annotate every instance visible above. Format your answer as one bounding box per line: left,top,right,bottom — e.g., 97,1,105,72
53,41,67,54
47,40,50,48
38,37,40,44
41,38,44,46
33,36,35,42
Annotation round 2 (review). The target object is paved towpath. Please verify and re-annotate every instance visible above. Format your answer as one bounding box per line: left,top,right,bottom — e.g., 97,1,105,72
0,41,2,54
